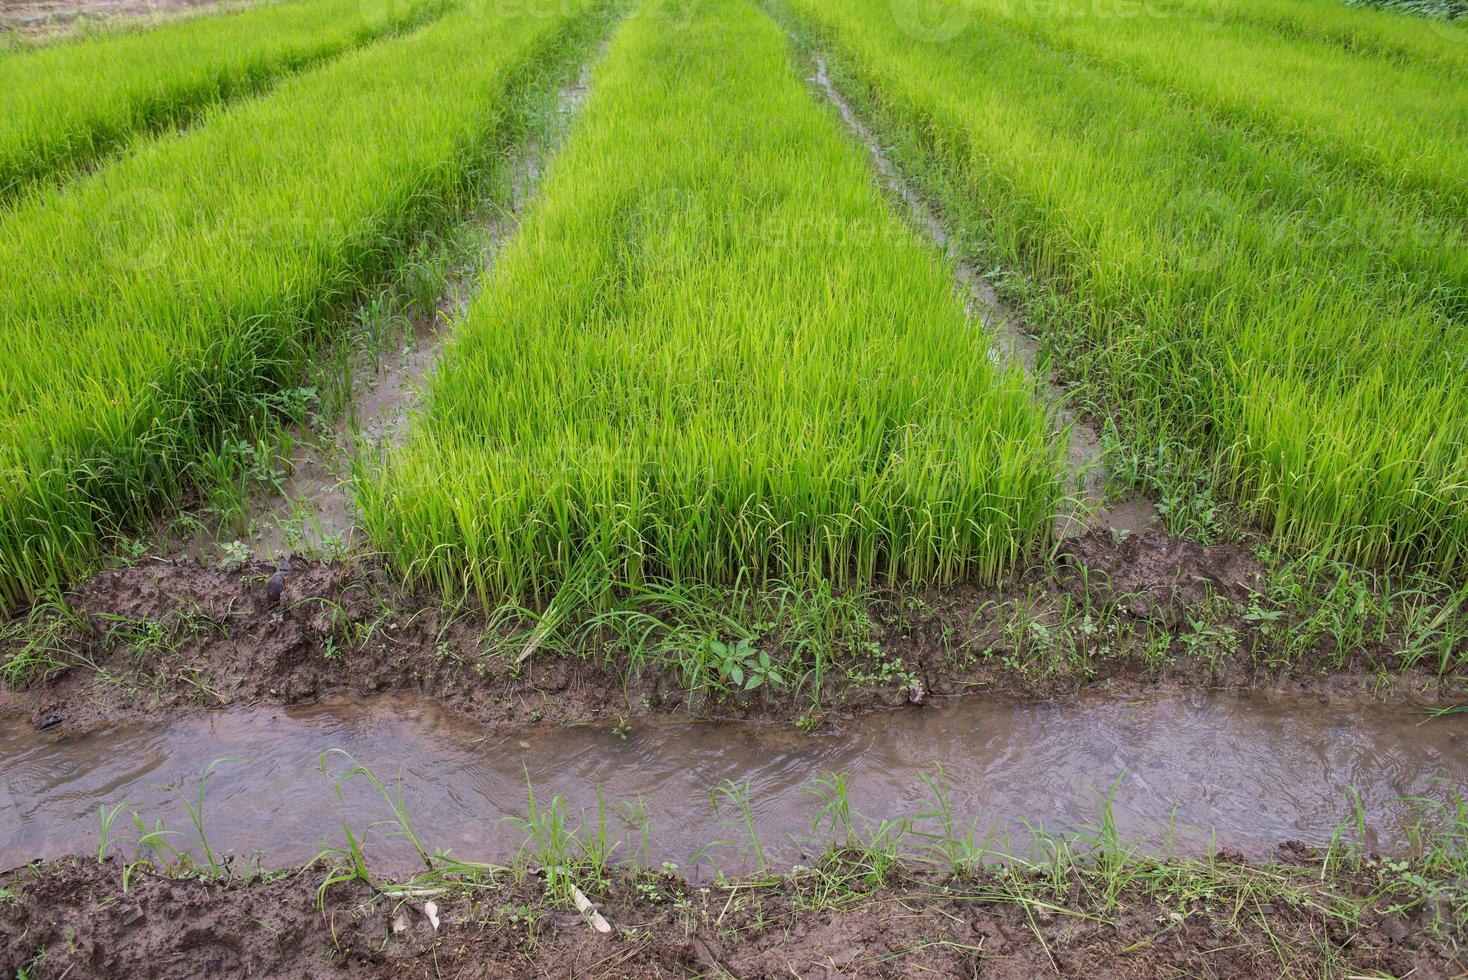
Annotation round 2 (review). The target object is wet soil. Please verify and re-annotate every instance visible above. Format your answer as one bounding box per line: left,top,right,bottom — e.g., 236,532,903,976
4,689,1465,875
2,522,1461,740
1,854,1460,978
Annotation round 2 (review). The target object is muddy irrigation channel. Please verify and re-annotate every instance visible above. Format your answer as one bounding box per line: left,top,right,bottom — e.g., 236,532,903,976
3,689,1464,876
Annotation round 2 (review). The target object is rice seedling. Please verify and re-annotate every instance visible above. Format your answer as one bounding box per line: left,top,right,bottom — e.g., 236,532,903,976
0,0,603,608
0,0,452,204
784,0,1468,575
1181,0,1468,72
358,0,1063,609
954,0,1468,214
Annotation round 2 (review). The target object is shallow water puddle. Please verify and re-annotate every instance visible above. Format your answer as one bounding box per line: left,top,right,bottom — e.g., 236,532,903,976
2,691,1464,875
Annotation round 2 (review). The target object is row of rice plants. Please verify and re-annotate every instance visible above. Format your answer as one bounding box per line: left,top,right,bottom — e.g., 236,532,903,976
356,0,1063,609
0,0,450,204
946,0,1467,214
1175,0,1467,73
784,0,1468,574
0,0,601,608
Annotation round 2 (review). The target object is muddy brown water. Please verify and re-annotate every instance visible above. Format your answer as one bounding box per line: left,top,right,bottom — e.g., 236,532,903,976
2,691,1464,877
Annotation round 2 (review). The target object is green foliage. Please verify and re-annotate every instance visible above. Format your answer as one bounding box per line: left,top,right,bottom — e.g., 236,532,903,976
359,0,1063,608
0,0,451,203
0,0,596,608
786,0,1468,575
708,637,784,692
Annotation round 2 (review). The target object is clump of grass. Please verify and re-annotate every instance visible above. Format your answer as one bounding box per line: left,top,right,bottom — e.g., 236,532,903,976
95,756,259,889
359,0,1063,610
0,589,90,688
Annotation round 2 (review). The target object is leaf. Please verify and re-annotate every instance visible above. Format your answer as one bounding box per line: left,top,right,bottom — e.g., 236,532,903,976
730,664,744,686
746,674,763,690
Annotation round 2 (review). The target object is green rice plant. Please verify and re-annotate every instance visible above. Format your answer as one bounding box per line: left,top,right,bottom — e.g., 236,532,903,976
1184,0,1468,72
785,0,1468,575
0,0,601,608
0,0,452,204
358,0,1063,609
951,0,1468,215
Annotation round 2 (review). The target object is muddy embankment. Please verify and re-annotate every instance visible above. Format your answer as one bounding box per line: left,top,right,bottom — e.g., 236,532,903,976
4,849,1460,979
2,519,1460,739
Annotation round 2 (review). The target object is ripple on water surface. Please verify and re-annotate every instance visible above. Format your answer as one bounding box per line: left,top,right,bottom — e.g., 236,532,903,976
1,691,1464,874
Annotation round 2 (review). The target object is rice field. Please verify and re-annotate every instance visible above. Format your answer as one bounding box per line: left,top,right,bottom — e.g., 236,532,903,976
786,0,1467,574
0,0,450,203
354,0,1062,606
2,1,1468,965
0,0,593,606
1,0,1463,606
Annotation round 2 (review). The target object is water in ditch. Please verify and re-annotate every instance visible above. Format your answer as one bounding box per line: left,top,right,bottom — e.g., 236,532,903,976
2,690,1464,876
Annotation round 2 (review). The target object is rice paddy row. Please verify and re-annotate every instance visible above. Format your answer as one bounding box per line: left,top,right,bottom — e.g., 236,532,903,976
1191,0,1468,71
0,0,602,608
785,0,1468,576
0,0,453,204
355,0,1063,608
962,0,1467,214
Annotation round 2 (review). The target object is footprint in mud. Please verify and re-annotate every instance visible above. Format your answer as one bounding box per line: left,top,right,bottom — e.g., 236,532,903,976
182,933,242,977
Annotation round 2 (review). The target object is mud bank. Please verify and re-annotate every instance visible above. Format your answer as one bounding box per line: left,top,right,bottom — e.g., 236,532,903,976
2,851,1462,978
3,519,1462,738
